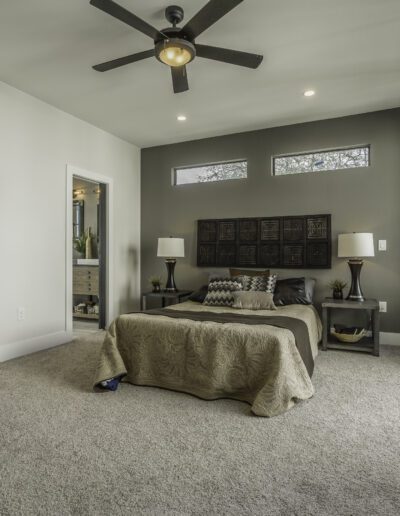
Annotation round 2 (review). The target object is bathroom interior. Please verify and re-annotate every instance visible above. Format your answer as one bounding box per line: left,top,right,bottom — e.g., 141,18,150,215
72,177,101,333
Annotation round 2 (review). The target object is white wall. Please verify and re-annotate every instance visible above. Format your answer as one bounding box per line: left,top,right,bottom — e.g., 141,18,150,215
0,81,141,361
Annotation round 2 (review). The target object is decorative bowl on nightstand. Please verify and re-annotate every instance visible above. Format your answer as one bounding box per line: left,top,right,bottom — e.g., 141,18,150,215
332,327,367,343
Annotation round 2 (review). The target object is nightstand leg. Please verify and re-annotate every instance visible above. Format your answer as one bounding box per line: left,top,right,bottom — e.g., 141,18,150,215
373,308,380,357
142,295,146,311
322,307,328,351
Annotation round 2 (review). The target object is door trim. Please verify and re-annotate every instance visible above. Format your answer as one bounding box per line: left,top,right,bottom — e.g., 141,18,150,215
65,165,114,334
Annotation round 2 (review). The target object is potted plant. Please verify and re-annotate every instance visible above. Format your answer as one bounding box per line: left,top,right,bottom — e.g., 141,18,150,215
74,234,86,259
149,275,162,293
328,279,347,300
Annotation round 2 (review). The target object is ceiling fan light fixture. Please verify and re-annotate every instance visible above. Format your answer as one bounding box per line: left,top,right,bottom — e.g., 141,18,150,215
90,0,264,94
156,39,196,67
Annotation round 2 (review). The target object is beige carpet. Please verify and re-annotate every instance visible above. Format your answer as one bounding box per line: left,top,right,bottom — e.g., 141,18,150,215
0,334,399,515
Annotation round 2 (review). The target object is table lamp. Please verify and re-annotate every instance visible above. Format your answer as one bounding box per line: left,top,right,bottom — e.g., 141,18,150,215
338,233,374,301
157,237,185,292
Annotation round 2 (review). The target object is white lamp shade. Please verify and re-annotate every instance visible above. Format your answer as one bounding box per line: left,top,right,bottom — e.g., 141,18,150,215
338,233,375,258
157,237,185,258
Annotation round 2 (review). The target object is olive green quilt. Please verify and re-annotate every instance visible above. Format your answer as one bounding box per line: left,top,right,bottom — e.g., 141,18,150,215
93,301,321,417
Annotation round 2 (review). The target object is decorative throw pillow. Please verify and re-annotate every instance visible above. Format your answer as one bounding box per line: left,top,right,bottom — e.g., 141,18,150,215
188,285,209,303
208,272,230,281
230,268,270,278
265,273,278,293
304,278,316,303
273,277,315,306
203,277,243,307
238,274,278,293
232,291,277,311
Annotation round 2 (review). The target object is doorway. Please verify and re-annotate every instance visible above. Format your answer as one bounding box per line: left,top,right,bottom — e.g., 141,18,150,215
66,166,113,336
72,177,103,332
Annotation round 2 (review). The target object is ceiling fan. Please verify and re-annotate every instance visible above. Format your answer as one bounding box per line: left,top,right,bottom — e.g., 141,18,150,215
90,0,263,93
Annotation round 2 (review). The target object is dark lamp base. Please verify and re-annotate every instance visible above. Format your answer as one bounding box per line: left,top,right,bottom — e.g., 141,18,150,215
164,259,178,292
346,259,365,302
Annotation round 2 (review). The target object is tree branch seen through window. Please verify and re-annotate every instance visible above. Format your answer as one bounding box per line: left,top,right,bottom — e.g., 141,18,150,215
175,161,247,185
273,146,370,176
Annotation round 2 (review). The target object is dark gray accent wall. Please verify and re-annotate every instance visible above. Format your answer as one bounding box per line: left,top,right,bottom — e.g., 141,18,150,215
141,109,400,332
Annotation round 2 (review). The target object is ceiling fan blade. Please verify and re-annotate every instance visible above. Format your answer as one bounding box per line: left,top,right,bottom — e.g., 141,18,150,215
196,44,263,69
93,49,155,72
171,66,189,94
182,0,243,40
90,0,166,40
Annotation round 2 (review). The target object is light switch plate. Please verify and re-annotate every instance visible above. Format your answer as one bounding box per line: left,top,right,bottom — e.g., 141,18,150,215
379,301,387,313
378,240,387,251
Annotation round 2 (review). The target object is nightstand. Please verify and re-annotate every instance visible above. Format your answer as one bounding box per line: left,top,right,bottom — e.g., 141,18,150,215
141,290,193,311
321,298,380,356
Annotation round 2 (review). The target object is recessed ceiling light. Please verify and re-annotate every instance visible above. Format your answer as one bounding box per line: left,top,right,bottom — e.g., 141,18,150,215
304,90,316,97
177,115,187,122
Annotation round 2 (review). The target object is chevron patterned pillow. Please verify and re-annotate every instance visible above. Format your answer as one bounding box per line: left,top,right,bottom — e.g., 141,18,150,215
265,274,278,293
238,274,278,293
203,277,243,307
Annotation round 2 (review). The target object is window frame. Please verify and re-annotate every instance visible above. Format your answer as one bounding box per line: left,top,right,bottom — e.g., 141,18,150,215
173,158,248,186
272,144,371,177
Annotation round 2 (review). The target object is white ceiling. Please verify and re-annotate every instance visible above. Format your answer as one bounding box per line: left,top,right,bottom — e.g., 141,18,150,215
1,0,400,148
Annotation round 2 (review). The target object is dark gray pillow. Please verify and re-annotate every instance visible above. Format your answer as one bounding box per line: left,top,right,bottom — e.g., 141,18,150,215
273,277,315,306
188,285,208,303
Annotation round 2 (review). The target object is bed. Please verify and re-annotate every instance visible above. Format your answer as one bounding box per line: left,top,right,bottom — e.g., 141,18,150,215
93,300,322,417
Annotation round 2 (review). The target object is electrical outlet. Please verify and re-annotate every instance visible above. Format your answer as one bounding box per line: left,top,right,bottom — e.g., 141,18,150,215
378,240,387,251
379,301,387,313
17,307,25,321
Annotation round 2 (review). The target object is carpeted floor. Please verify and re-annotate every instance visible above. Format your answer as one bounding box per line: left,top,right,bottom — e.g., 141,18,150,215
0,334,399,516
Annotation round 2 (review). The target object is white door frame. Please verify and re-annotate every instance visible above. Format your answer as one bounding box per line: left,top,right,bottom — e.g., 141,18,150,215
65,164,114,334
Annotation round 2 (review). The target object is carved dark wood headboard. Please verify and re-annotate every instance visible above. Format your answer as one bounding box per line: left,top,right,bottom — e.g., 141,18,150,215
197,214,331,269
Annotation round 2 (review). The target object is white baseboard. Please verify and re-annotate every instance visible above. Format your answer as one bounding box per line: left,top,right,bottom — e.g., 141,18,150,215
0,330,73,362
380,332,400,346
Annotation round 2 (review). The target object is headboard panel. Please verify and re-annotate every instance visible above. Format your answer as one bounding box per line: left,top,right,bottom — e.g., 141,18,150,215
197,214,331,269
